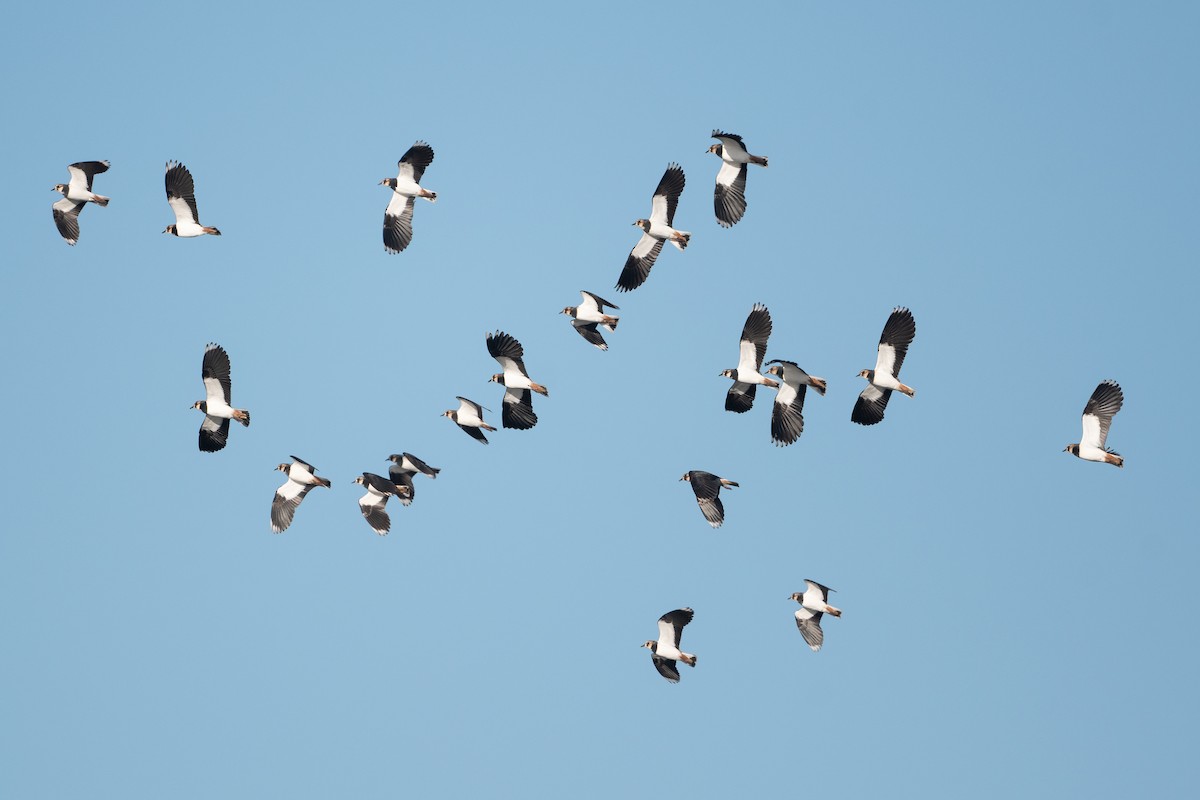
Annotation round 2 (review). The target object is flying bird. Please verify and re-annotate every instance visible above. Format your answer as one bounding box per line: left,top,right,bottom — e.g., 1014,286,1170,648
163,161,221,237
852,307,917,426
487,331,547,429
561,291,620,351
616,163,690,292
443,396,496,444
271,456,331,533
789,580,842,652
352,473,410,535
387,452,441,506
1065,380,1125,468
642,608,697,683
380,141,437,254
707,130,767,227
764,360,827,446
51,160,110,245
720,303,776,413
191,343,249,452
680,471,739,528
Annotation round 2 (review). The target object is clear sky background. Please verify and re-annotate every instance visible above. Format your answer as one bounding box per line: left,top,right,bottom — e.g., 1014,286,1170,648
2,1,1198,797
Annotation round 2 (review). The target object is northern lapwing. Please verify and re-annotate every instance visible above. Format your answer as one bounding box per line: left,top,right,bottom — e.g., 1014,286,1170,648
707,130,767,227
561,291,620,351
789,580,842,652
642,608,697,683
380,141,436,254
271,456,331,533
680,471,739,528
616,163,689,292
163,161,221,237
192,343,249,452
1065,380,1125,468
852,307,916,426
764,360,826,446
51,160,110,245
720,303,776,413
443,396,496,444
387,452,441,506
352,473,410,535
487,331,547,429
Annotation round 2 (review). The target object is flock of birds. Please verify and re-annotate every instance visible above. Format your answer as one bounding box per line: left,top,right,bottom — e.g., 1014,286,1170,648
51,130,1128,682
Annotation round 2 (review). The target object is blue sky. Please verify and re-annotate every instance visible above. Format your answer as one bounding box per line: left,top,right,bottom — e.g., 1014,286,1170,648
2,1,1198,797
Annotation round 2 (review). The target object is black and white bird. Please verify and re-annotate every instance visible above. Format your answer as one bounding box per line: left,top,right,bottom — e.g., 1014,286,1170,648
680,471,739,528
763,360,827,446
1065,380,1125,468
561,291,620,351
852,307,917,426
789,580,842,653
642,608,697,683
387,452,441,506
720,303,777,413
616,163,690,292
51,160,110,245
271,456,331,533
352,473,410,535
191,343,250,452
443,396,496,444
379,141,437,254
163,161,221,237
487,331,547,430
707,130,767,228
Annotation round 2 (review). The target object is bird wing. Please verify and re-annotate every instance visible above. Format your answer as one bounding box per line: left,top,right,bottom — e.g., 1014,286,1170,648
289,455,316,471
383,194,415,254
501,387,538,430
397,142,435,184
658,608,694,649
387,470,415,506
874,307,916,378
459,424,490,444
580,290,618,312
712,130,748,157
198,415,230,452
652,655,681,683
1081,380,1123,449
713,161,747,228
805,579,834,601
358,491,391,535
616,233,663,292
402,453,438,477
851,383,892,426
68,160,109,192
487,331,531,380
739,304,772,371
725,381,757,413
794,607,825,652
271,478,312,533
52,198,84,245
771,383,806,446
649,163,686,227
201,343,233,404
571,320,608,350
164,161,201,225
456,396,486,418
686,473,726,527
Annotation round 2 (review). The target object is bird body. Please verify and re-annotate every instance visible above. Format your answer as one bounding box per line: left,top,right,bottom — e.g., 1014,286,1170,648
707,130,767,227
163,161,221,237
853,307,916,425
642,608,697,683
1065,380,1125,467
616,164,689,292
192,343,249,452
271,456,331,533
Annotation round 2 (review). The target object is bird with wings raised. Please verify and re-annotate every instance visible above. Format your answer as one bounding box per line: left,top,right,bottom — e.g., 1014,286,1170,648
789,580,842,652
561,290,620,351
380,141,437,254
707,130,767,228
51,160,111,246
271,457,331,533
763,360,826,446
163,161,221,237
642,608,697,683
852,307,917,426
191,343,249,452
720,303,777,413
1064,380,1125,467
616,163,690,292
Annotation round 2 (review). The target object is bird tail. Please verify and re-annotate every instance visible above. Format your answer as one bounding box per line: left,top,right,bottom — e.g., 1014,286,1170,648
720,479,739,489
530,383,549,397
681,653,697,667
422,189,438,203
317,477,332,488
92,194,111,207
810,377,828,396
826,606,842,617
671,232,691,251
602,316,619,332
234,409,250,427
482,423,498,432
751,155,768,167
203,226,222,236
1106,451,1124,468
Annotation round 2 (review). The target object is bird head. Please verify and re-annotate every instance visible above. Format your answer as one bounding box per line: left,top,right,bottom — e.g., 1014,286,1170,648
641,641,656,651
765,365,782,378
276,463,290,473
191,401,206,412
379,178,397,189
163,225,177,235
632,219,650,232
560,306,576,316
679,472,691,482
387,454,402,464
1064,444,1079,456
52,183,67,195
788,592,804,603
719,369,736,379
707,144,722,157
353,476,366,486
442,410,456,421
489,374,505,385
857,369,872,380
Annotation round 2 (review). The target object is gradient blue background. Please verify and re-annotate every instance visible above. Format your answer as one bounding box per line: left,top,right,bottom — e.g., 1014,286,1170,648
3,1,1198,797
